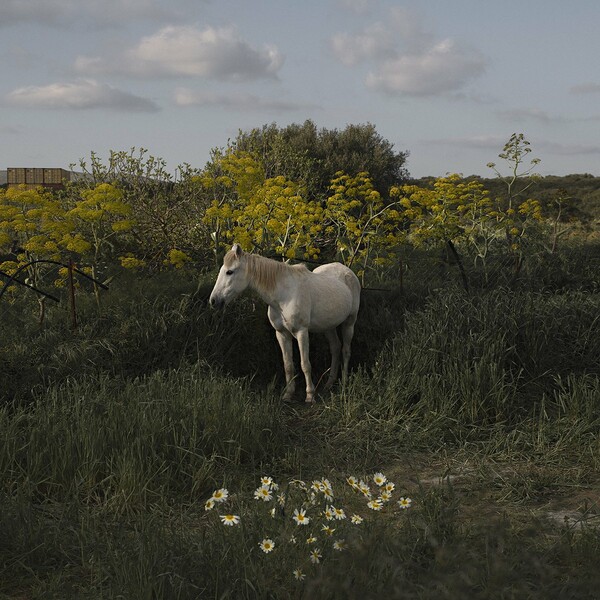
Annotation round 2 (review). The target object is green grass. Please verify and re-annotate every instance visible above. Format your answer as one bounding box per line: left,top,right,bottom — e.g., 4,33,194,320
1,263,599,598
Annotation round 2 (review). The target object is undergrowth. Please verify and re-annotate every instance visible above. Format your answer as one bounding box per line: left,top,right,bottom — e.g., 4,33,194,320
1,266,599,598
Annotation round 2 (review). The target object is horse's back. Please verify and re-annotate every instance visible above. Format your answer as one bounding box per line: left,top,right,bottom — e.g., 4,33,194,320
310,262,361,321
313,263,360,296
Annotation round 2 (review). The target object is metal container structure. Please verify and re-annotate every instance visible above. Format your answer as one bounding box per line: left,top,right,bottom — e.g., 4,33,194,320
6,168,71,190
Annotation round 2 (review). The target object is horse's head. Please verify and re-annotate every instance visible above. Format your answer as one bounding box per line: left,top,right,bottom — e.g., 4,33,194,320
209,243,249,309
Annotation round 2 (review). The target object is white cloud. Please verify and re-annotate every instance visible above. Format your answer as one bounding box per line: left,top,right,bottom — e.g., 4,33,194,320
174,88,318,112
387,7,435,52
5,79,160,112
0,0,184,27
367,39,486,96
332,7,486,97
76,25,284,81
331,23,396,66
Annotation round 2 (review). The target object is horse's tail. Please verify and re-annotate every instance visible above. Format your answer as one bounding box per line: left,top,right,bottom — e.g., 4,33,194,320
343,269,361,314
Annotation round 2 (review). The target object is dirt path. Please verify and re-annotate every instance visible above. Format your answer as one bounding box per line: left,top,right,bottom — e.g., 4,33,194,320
384,453,600,532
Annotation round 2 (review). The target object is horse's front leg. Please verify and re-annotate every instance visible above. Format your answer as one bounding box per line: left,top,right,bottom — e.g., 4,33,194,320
296,329,315,403
275,329,296,401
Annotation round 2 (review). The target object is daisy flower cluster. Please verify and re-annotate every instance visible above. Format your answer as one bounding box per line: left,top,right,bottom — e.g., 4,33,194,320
204,487,240,526
254,475,280,503
346,472,407,513
203,472,413,583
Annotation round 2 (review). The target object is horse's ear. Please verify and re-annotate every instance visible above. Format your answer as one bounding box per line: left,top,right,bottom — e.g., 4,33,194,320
232,243,243,258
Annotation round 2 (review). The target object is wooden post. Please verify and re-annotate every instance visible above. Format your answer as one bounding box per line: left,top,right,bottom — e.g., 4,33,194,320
399,256,404,295
68,258,77,330
446,240,469,293
38,296,46,329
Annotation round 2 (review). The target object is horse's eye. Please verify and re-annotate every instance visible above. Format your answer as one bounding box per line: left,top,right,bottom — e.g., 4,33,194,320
226,269,234,275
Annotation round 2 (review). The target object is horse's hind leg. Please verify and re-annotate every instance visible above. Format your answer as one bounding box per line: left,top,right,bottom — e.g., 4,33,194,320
275,329,296,401
323,329,342,390
296,329,315,403
340,314,357,385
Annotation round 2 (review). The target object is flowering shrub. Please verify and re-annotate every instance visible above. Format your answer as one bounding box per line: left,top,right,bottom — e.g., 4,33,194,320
164,248,191,269
202,151,324,261
204,472,413,584
326,171,407,280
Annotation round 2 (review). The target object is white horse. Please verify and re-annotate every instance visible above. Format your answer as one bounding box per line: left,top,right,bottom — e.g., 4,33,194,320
209,244,361,403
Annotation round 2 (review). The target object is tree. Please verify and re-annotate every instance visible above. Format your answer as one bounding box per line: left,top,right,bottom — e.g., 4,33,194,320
542,189,579,253
0,185,78,320
0,185,69,286
201,150,266,264
399,176,498,257
227,122,316,192
234,176,323,260
487,133,541,211
69,148,205,268
219,120,409,201
397,176,489,288
318,123,409,196
486,133,543,259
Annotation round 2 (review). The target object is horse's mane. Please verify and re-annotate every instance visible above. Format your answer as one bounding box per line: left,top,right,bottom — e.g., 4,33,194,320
224,249,307,293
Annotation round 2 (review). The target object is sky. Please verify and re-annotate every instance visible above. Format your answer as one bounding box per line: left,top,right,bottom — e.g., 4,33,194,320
2,0,600,179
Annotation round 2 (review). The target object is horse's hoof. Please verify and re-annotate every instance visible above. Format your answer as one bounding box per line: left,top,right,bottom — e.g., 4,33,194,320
305,397,315,404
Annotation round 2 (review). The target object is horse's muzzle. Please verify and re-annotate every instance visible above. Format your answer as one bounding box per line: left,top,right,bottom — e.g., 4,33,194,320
209,295,225,310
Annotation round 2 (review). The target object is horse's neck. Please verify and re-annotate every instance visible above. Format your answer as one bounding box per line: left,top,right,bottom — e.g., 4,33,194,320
246,254,291,304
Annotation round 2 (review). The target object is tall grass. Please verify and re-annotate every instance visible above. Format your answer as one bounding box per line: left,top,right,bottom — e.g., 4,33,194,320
1,271,279,403
312,289,600,462
0,365,290,507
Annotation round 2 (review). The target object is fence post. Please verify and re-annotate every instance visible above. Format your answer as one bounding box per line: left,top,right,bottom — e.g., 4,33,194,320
399,257,404,294
68,258,78,330
38,296,46,329
446,240,469,292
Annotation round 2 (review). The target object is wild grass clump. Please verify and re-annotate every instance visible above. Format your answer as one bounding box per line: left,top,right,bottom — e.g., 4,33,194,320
364,287,599,422
298,287,600,470
0,363,288,510
0,270,410,404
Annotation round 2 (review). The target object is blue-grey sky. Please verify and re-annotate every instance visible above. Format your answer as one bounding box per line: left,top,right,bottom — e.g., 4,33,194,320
2,0,600,178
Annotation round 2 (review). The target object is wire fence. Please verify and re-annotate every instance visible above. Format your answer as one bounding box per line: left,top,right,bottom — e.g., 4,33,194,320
1,240,599,333
0,259,109,331
361,240,600,296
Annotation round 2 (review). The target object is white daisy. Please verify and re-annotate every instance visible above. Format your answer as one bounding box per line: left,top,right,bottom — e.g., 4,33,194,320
293,508,310,525
219,514,240,526
259,538,275,553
